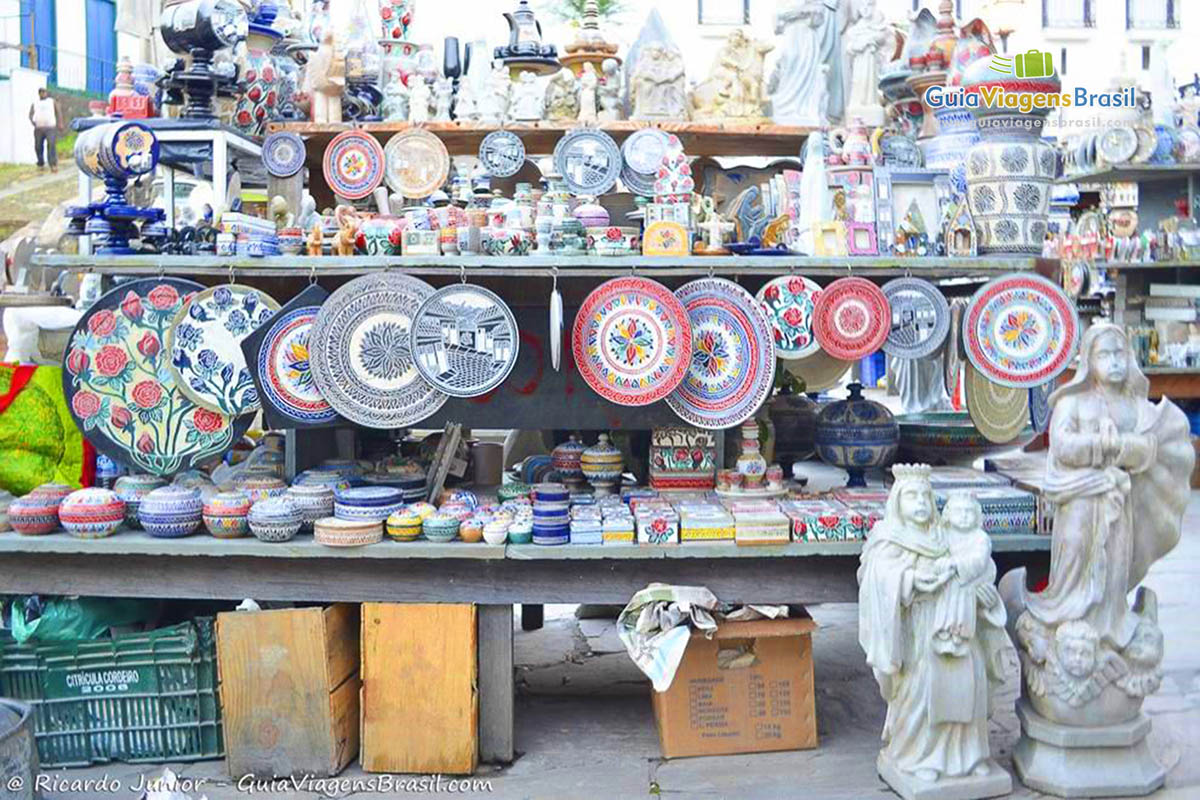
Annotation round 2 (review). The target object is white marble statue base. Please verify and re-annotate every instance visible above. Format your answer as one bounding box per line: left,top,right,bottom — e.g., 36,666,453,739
1013,699,1166,798
877,754,1011,800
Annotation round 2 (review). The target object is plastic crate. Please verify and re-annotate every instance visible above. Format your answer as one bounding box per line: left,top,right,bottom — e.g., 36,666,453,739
0,618,223,768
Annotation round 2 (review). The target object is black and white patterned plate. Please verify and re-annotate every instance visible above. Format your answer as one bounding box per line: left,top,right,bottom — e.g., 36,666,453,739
881,277,950,359
410,284,519,398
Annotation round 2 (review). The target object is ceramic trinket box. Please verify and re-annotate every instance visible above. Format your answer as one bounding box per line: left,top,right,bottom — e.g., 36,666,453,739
248,497,303,543
202,491,252,539
138,486,203,538
114,474,167,529
59,488,125,539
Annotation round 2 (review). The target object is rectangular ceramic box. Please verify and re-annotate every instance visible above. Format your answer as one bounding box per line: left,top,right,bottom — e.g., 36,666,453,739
679,508,735,542
733,510,791,546
636,509,681,545
779,500,859,542
936,487,1037,535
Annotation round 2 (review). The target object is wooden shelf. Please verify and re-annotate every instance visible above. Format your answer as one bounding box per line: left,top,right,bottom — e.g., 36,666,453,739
1098,260,1200,270
1061,164,1200,185
268,120,815,158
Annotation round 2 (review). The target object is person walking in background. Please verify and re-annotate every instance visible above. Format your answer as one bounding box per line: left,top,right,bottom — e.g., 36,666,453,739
28,87,63,172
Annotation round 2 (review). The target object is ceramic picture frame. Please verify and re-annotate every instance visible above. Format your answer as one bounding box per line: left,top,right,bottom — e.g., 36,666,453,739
643,221,690,257
846,221,878,256
402,229,441,256
874,167,953,256
812,222,849,257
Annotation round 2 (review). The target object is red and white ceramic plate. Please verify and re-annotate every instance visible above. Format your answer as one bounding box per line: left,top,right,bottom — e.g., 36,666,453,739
755,275,822,360
572,277,691,407
962,272,1079,388
323,130,386,200
812,277,891,361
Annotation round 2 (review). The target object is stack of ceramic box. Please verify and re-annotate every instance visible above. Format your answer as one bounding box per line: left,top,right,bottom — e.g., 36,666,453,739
727,499,790,546
532,483,570,545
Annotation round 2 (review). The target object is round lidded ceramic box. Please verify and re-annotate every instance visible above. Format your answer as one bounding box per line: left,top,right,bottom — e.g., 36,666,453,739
459,517,485,543
114,474,167,529
248,497,303,543
507,518,533,544
9,492,64,535
334,486,405,523
238,476,288,505
422,512,460,543
386,509,423,542
30,482,73,504
0,489,13,532
286,484,335,531
482,519,509,545
314,516,382,547
59,488,125,539
138,485,203,538
202,490,252,539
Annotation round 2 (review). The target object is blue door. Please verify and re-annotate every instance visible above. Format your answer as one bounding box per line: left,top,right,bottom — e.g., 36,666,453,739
85,0,116,95
19,0,56,82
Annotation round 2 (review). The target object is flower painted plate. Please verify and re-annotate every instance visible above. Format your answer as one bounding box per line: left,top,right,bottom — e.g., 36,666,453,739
166,284,280,416
410,284,519,398
881,277,949,359
240,283,340,429
812,277,891,361
62,279,252,477
323,129,386,200
755,275,822,360
479,130,526,178
963,272,1079,388
309,273,447,428
553,128,621,196
384,128,450,199
666,278,776,429
262,131,306,178
572,277,691,407
965,363,1031,444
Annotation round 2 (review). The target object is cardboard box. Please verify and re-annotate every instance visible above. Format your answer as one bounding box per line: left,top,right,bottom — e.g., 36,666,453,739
651,617,818,758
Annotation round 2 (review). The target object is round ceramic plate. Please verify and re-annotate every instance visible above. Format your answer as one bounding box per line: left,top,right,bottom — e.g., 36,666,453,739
554,129,621,196
262,131,306,178
323,130,386,200
1097,126,1138,166
63,278,251,476
1029,380,1052,434
385,128,450,199
755,275,822,360
963,272,1080,388
881,277,950,359
572,276,691,407
410,284,519,398
310,273,446,429
812,277,891,361
1131,124,1157,164
965,364,1031,444
666,278,776,430
167,284,280,416
479,130,526,178
783,348,853,393
620,128,670,196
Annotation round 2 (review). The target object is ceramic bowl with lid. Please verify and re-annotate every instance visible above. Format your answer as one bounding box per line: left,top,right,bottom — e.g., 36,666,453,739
386,509,423,541
0,489,12,532
248,497,303,543
9,491,64,535
334,485,405,523
422,512,460,543
138,486,203,538
286,484,335,531
238,476,288,504
314,516,382,547
507,518,533,544
202,490,252,539
482,519,509,545
59,488,125,539
113,474,167,529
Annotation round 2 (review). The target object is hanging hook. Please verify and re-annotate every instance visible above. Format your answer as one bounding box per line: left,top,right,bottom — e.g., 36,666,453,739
551,264,559,292
309,260,318,286
157,259,166,279
228,261,236,286
459,263,467,284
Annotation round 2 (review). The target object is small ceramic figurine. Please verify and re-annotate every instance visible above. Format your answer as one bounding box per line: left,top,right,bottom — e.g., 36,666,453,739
630,44,689,120
598,57,623,121
297,193,319,232
858,465,1013,799
479,63,512,125
693,198,734,255
578,62,599,123
409,77,432,122
306,221,324,256
332,205,360,256
455,76,479,121
307,29,345,124
545,68,580,122
433,76,454,121
381,76,410,121
510,70,545,122
690,29,773,123
268,195,293,230
843,0,894,126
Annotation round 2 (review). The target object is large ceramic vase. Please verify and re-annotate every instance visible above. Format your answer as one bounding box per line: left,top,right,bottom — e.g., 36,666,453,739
233,4,284,137
961,57,1061,255
814,382,899,488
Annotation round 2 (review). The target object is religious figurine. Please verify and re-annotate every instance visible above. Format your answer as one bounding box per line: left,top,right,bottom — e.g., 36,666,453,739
690,29,773,123
1176,74,1200,127
843,0,894,126
306,220,324,256
454,76,479,122
630,44,688,121
381,76,410,122
598,57,623,122
510,70,545,122
479,64,512,125
268,195,293,230
693,198,734,255
544,68,580,123
332,205,360,256
858,465,1014,800
409,76,432,123
578,62,599,123
791,130,831,254
1000,323,1195,797
432,76,454,121
307,29,345,124
769,0,848,126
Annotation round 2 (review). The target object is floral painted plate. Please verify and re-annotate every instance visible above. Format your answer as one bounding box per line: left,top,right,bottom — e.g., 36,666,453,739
963,272,1079,388
965,363,1031,444
755,275,822,360
812,276,891,361
410,284,519,398
323,129,386,200
571,276,691,407
167,284,280,416
309,273,447,428
384,128,450,199
666,278,776,430
881,277,950,359
63,279,252,476
240,284,340,429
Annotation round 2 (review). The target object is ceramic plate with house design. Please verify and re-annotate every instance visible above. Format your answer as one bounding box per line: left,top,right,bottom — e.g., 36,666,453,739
323,129,386,200
755,275,822,360
385,128,451,199
410,284,519,398
881,277,950,359
666,278,776,430
167,284,280,417
553,129,621,196
479,130,526,178
309,273,446,428
62,278,252,476
572,277,691,407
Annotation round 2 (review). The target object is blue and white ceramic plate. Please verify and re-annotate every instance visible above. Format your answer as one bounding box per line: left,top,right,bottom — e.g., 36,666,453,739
262,131,306,178
554,128,621,196
410,284,519,398
479,130,526,178
881,277,950,359
309,273,446,429
1029,380,1052,434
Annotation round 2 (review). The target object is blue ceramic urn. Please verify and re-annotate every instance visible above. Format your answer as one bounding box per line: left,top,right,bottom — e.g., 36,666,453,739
814,382,899,488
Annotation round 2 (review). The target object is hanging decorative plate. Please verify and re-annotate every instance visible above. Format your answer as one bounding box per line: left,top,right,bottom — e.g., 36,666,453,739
410,284,519,398
478,130,526,178
1097,125,1138,166
262,131,306,178
881,277,950,359
1029,380,1052,434
965,364,1031,444
783,349,853,393
309,273,447,429
166,284,280,416
620,128,671,196
755,275,822,360
812,277,891,361
963,271,1079,388
323,129,386,200
553,128,622,196
62,278,252,477
571,276,691,407
385,127,451,199
240,284,340,429
666,278,776,430
1131,124,1157,164
651,133,692,201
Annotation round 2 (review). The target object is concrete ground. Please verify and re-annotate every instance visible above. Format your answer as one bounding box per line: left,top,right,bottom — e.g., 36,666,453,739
29,494,1200,800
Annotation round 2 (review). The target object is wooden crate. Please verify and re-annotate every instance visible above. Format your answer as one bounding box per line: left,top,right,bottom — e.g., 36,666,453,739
360,603,478,774
217,604,360,778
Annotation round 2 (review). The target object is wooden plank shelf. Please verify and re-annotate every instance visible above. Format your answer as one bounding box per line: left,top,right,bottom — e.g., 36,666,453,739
1098,260,1200,270
1061,164,1200,185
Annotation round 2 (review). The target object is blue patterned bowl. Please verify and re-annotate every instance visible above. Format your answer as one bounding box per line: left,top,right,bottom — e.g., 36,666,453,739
814,383,899,488
138,486,202,538
248,497,303,543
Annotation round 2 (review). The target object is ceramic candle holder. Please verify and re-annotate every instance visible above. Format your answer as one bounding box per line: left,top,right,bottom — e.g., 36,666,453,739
59,488,125,539
138,486,203,538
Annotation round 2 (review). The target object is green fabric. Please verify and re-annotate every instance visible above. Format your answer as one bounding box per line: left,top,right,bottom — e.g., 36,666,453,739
0,365,85,495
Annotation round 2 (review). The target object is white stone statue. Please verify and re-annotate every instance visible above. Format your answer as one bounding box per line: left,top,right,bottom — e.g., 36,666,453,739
455,77,479,121
408,77,432,123
544,68,580,123
432,76,454,122
578,62,599,123
306,28,345,124
479,64,511,125
630,44,689,121
1000,323,1195,797
768,0,847,125
598,57,623,121
381,77,410,122
858,465,1014,800
690,29,774,122
510,71,545,122
843,0,893,126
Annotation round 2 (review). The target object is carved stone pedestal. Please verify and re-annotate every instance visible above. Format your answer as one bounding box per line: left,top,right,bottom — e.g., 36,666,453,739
1013,699,1166,798
877,754,1011,800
